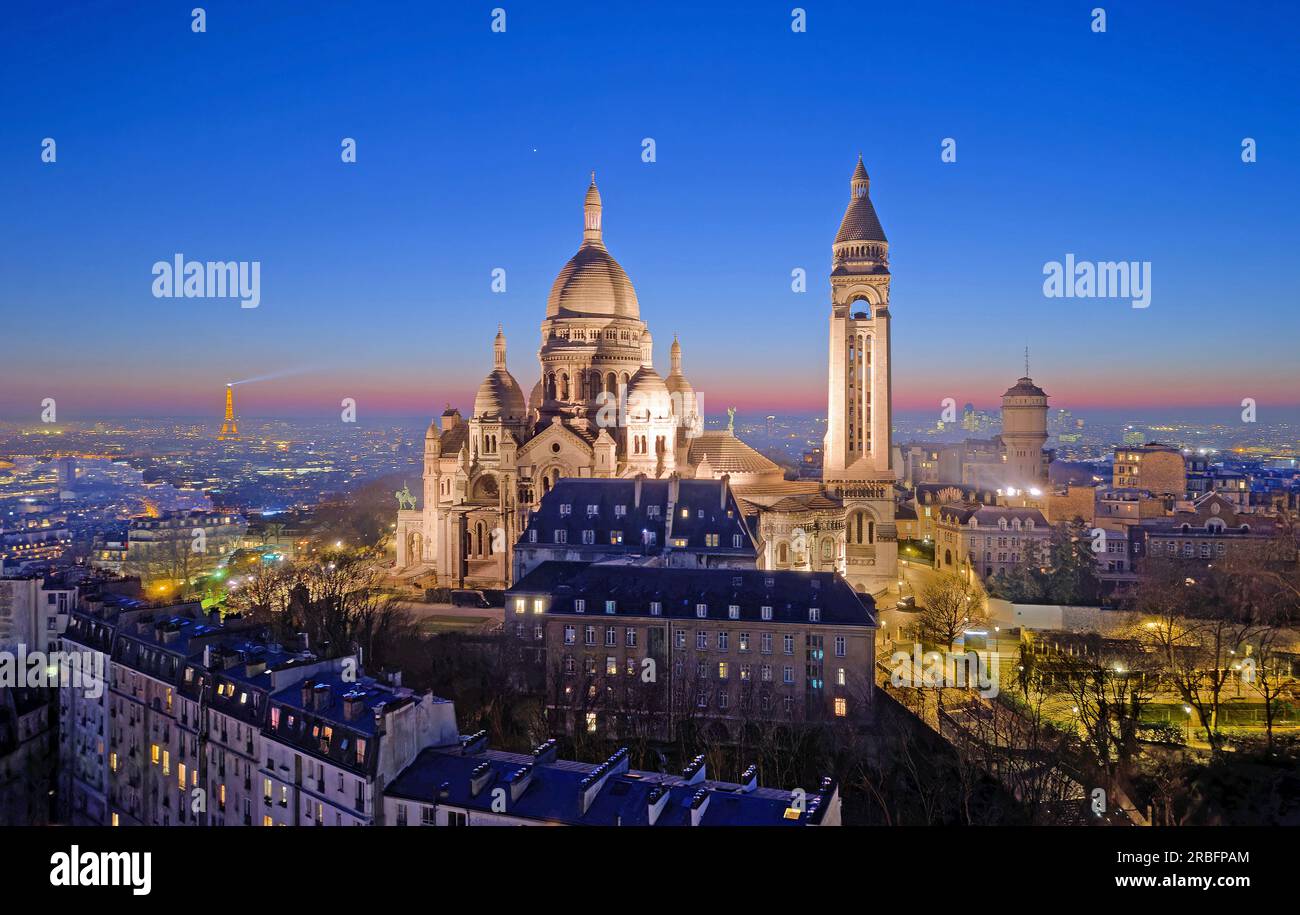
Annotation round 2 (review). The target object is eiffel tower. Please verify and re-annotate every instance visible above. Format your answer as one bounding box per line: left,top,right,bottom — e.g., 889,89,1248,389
218,384,240,441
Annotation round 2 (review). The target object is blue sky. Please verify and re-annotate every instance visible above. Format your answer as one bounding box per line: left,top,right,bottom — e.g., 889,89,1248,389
1,0,1297,421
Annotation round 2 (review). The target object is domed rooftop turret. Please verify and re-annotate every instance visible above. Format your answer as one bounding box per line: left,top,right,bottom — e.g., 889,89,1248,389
664,335,696,416
626,365,671,418
1003,376,1047,399
473,326,528,421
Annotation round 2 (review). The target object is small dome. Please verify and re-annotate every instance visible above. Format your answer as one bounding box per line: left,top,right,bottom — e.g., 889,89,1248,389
528,379,543,415
1003,376,1047,399
425,421,440,441
474,369,527,421
626,365,671,419
665,335,695,415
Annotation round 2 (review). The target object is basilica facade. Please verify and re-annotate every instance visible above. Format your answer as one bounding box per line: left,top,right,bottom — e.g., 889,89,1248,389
395,159,902,595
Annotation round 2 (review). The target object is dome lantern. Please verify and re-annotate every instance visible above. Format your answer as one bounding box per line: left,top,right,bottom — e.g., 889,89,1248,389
583,171,603,246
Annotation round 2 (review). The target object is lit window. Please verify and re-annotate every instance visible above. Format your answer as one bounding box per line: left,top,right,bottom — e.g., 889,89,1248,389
834,697,848,717
728,605,739,620
696,603,708,618
514,599,525,615
585,712,597,733
650,601,661,616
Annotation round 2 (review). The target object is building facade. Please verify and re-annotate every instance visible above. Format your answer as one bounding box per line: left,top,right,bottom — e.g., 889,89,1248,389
508,562,876,741
935,504,1051,581
1113,443,1186,496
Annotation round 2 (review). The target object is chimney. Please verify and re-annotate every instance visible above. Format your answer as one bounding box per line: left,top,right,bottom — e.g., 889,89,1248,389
461,730,489,755
579,747,630,815
682,754,706,785
720,474,730,509
245,659,267,678
646,785,669,826
804,776,839,825
312,683,331,711
668,472,680,506
531,738,559,766
203,644,214,669
470,761,493,797
739,764,758,793
505,765,534,803
342,689,365,721
634,474,644,509
688,787,711,826
300,680,315,709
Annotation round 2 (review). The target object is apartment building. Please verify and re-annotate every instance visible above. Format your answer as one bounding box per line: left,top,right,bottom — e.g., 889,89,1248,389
0,572,76,653
1113,443,1186,496
508,562,876,741
1135,493,1284,566
260,669,458,826
0,686,52,825
61,592,457,827
935,504,1051,581
383,736,841,826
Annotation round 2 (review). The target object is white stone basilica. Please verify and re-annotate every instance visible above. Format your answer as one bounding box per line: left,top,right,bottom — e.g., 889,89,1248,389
395,159,901,595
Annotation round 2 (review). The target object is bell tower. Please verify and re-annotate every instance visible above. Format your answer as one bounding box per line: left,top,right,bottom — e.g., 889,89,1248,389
824,156,892,481
822,156,897,593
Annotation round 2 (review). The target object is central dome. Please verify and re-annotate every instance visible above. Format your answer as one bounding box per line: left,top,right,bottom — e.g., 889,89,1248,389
546,245,639,319
545,173,640,319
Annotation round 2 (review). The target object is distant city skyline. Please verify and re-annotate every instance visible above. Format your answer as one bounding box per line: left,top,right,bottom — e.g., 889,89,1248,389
2,1,1297,422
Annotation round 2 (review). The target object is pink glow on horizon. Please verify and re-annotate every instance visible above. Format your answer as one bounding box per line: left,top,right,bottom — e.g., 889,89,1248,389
5,369,1298,420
